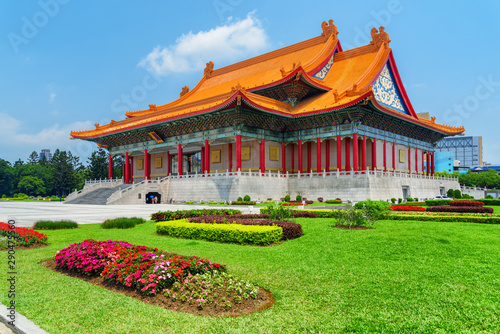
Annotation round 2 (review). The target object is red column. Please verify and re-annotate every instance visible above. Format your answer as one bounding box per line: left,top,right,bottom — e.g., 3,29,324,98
129,157,133,184
431,152,435,176
291,144,295,174
408,146,411,175
167,152,171,176
345,137,351,172
415,148,418,175
236,135,241,172
337,135,341,171
325,139,330,173
125,152,129,184
260,138,265,174
392,142,396,171
204,140,210,174
316,138,322,173
383,140,387,172
298,140,303,173
144,149,150,181
422,150,425,175
178,144,183,176
372,139,377,171
201,148,204,174
228,143,233,174
353,134,358,173
361,135,367,173
426,151,430,176
282,142,286,173
307,141,312,173
108,154,113,180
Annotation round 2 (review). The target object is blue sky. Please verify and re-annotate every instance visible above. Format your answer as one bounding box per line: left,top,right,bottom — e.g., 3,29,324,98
1,0,499,165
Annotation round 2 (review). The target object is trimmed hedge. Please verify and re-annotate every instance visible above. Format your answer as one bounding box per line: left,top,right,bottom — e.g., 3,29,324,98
188,215,303,240
102,217,146,229
325,199,342,204
426,198,500,206
151,209,241,222
156,220,282,245
33,220,78,230
390,206,426,212
425,200,452,206
261,208,337,218
391,201,427,207
480,199,500,206
426,206,494,214
387,214,500,224
449,200,484,207
230,201,257,205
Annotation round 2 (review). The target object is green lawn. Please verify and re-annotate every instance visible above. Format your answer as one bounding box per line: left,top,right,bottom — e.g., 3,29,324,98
2,219,500,333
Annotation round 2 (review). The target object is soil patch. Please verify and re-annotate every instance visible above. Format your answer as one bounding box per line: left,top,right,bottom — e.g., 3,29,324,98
40,258,274,317
1,243,49,251
332,224,373,230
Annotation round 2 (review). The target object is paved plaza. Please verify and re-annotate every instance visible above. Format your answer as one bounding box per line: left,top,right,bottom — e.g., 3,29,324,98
0,202,252,227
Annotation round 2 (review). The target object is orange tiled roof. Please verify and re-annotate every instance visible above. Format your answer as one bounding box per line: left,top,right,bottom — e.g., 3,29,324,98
71,21,464,139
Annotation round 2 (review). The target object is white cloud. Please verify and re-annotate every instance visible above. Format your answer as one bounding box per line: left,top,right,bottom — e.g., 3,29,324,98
0,112,94,162
138,12,269,75
49,93,56,102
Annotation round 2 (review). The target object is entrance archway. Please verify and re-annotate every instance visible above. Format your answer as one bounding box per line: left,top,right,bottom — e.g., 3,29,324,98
146,192,162,204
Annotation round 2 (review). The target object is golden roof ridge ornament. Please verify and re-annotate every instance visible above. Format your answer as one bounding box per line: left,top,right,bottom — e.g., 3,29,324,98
204,61,214,78
231,83,246,93
370,26,391,48
321,19,339,40
148,104,157,111
180,86,190,97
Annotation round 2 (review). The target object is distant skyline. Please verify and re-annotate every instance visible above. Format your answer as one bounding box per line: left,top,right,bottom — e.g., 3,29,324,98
1,0,499,164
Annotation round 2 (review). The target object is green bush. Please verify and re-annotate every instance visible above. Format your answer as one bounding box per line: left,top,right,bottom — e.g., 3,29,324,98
406,197,413,202
230,201,257,205
151,209,242,222
353,200,391,220
398,198,402,204
219,201,224,204
243,195,251,201
391,198,396,204
185,201,194,204
33,220,78,230
156,219,282,245
102,217,146,229
447,189,455,198
480,199,500,206
1,194,6,199
261,208,337,218
414,197,418,202
485,195,494,199
284,195,291,202
332,207,376,228
325,199,342,204
50,197,64,202
425,199,451,206
387,214,500,224
296,195,302,201
237,196,243,202
454,189,462,199
266,204,293,221
208,201,218,205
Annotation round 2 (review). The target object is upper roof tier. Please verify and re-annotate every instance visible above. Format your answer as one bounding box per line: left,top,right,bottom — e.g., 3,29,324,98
71,20,464,139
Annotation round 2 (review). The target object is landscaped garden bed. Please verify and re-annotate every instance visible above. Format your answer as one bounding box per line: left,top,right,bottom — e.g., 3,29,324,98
151,209,241,222
0,222,48,250
44,239,273,316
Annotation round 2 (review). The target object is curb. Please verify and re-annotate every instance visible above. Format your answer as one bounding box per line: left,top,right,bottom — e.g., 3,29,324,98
0,302,49,334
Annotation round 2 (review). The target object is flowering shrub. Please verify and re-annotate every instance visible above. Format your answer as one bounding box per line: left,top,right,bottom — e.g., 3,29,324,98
0,222,48,246
55,239,225,296
426,206,493,214
390,206,426,211
391,201,426,207
387,213,500,224
151,209,241,222
449,200,484,207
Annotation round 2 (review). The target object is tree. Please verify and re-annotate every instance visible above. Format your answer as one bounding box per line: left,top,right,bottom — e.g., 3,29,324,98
447,189,455,198
18,176,46,196
0,159,13,197
86,148,108,180
51,149,78,196
27,151,39,165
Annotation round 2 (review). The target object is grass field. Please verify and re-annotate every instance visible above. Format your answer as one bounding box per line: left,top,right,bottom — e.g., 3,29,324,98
2,218,500,333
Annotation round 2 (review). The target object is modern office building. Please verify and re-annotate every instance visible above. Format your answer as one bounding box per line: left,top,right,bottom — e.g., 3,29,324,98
434,151,453,173
39,149,52,162
435,136,482,167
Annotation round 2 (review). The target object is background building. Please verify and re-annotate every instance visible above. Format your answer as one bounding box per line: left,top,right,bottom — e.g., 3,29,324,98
39,149,52,162
434,151,453,173
435,136,482,168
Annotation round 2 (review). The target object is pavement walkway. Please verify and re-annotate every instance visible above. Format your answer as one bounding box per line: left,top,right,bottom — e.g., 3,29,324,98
0,201,254,227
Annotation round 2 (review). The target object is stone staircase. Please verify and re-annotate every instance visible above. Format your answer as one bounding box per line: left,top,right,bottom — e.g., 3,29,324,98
64,185,129,205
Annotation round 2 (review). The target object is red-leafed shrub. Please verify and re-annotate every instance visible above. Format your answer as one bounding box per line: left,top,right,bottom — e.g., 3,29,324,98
449,200,484,207
187,215,303,240
426,206,493,214
390,206,426,211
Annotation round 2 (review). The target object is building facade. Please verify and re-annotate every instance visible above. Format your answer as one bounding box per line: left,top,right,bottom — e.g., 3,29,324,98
435,136,482,168
39,149,52,162
70,20,463,203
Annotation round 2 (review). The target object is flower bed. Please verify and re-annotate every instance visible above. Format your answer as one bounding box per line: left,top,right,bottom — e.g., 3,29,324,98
187,215,304,240
156,220,282,246
55,239,225,295
0,222,48,246
390,206,426,211
387,213,500,224
449,200,484,207
151,209,241,222
426,206,493,214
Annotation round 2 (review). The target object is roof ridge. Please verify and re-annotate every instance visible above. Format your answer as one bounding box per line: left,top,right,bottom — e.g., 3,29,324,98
211,35,326,77
334,44,377,61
